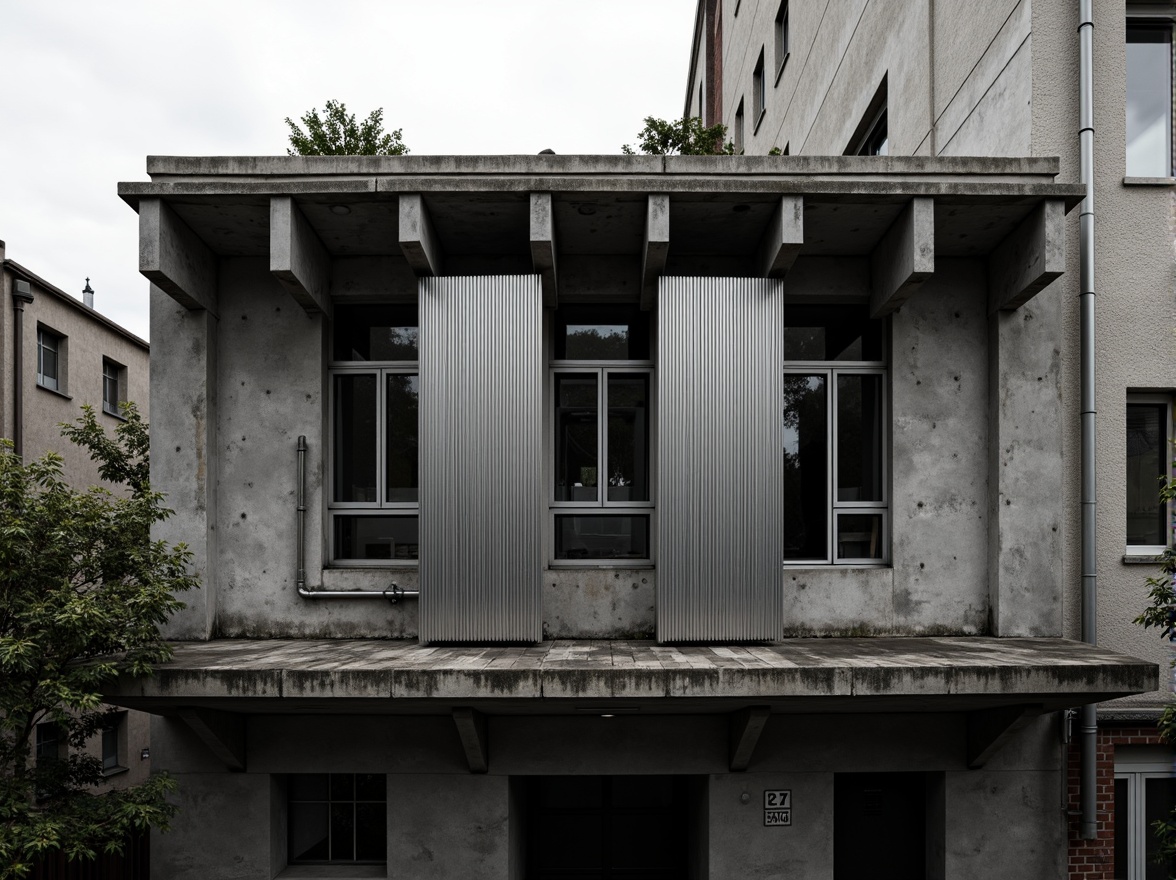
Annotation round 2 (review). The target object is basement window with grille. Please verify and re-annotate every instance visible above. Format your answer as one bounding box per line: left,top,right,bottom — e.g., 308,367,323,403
287,774,387,866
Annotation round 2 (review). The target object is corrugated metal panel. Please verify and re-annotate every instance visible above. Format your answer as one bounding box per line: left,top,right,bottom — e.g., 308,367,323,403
418,276,543,644
657,277,784,642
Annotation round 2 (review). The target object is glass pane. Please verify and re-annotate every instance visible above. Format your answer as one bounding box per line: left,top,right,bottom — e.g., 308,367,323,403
334,374,378,503
289,802,330,862
1127,25,1173,178
330,774,354,801
607,374,650,502
783,375,828,560
104,373,118,408
1115,777,1128,880
784,305,883,361
556,306,650,360
1145,777,1176,880
102,726,118,770
330,803,355,861
335,516,419,561
555,515,650,560
837,374,884,502
1127,403,1167,546
289,774,329,801
385,374,419,503
355,774,385,802
837,513,884,561
555,374,599,502
355,803,387,861
333,304,418,361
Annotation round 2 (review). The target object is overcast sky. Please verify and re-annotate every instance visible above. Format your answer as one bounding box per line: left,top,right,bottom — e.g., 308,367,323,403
0,0,697,340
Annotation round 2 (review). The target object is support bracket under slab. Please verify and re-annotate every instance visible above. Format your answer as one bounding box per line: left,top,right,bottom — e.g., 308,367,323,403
176,707,246,772
453,707,489,774
966,704,1041,769
729,705,771,772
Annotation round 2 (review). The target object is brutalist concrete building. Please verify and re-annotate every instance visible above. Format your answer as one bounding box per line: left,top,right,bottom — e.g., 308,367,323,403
108,154,1155,879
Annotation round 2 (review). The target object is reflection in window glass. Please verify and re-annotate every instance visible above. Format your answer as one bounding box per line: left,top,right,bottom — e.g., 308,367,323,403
1126,403,1167,547
1127,24,1173,178
784,305,883,361
334,375,377,503
837,375,884,502
555,374,599,502
607,374,650,502
837,513,884,561
555,515,650,560
335,516,418,560
783,375,827,560
385,375,419,503
555,306,649,360
333,305,419,361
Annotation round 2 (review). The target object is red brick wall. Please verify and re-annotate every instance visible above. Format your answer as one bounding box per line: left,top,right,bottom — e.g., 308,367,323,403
1067,725,1165,880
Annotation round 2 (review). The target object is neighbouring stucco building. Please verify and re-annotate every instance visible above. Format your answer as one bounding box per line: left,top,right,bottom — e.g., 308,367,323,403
0,240,153,792
683,0,1176,877
100,151,1157,880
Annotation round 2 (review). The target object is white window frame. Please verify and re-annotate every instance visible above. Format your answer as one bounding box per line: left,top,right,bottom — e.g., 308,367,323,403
37,326,65,392
548,360,656,567
783,362,889,566
1126,8,1175,179
1115,751,1176,879
327,361,419,567
1126,393,1173,556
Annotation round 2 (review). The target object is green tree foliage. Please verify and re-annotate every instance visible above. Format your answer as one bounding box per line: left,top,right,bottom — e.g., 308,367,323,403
1133,464,1176,867
622,116,734,155
285,100,409,156
0,404,196,878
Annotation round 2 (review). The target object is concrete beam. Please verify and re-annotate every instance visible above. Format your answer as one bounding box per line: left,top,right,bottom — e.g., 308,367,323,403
966,704,1040,769
270,196,332,316
176,707,245,771
640,194,670,310
869,196,934,318
758,195,804,277
139,198,217,314
399,194,443,276
728,705,771,771
530,192,558,308
987,199,1065,313
452,707,488,774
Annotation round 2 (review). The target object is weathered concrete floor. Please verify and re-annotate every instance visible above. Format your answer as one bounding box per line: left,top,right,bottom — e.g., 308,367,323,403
106,637,1155,711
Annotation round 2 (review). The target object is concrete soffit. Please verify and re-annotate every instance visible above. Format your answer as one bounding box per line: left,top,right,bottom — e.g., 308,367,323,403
965,704,1042,769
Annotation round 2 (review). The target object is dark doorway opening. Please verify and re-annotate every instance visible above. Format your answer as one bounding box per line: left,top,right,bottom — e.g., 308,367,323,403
835,772,936,880
525,775,690,880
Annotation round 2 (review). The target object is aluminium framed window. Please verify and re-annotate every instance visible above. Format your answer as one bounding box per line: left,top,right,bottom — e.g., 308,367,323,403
1114,752,1176,879
550,306,654,565
328,305,419,565
783,305,888,565
1126,394,1172,555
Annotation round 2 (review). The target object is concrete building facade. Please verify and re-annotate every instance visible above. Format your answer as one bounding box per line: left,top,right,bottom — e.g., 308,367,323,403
683,1,1176,877
103,153,1157,879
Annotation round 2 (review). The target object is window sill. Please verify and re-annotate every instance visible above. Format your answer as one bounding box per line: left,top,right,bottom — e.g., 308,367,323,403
548,561,655,570
1123,176,1176,186
277,867,386,879
101,765,129,778
36,382,71,400
774,53,790,87
1122,553,1168,564
102,405,127,421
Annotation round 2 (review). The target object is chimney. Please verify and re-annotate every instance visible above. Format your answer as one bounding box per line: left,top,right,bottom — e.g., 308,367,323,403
82,277,94,309
0,240,6,262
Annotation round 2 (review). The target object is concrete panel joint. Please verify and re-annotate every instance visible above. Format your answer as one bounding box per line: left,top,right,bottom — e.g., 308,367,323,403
987,200,1066,313
966,704,1041,769
399,193,443,276
139,198,218,314
176,707,246,771
641,194,670,310
452,707,488,773
270,196,332,316
870,197,934,317
758,195,804,277
729,705,771,771
530,192,559,308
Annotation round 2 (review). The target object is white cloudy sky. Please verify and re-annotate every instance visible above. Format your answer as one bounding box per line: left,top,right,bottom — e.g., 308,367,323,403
1,0,697,340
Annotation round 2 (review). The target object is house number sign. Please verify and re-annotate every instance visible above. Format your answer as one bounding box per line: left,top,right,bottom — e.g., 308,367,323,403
763,789,792,826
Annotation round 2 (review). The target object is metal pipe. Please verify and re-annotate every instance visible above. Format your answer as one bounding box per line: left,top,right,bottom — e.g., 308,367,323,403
10,279,34,458
1078,0,1099,841
295,435,419,602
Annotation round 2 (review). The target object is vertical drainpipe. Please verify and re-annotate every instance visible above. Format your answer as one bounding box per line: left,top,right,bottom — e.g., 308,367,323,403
1078,0,1099,841
10,279,34,459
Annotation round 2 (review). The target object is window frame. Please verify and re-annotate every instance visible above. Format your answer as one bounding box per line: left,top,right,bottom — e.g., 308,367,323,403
753,48,767,133
102,357,126,417
1126,13,1175,179
1114,752,1176,880
101,711,127,775
774,0,790,85
287,773,387,867
1125,393,1173,556
37,326,66,393
327,349,420,567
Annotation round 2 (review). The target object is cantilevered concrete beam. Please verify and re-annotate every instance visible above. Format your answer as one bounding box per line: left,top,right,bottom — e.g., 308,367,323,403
758,195,804,278
452,707,488,774
869,197,934,318
729,705,771,772
987,200,1065,314
966,704,1041,769
399,194,443,276
176,707,245,772
641,194,670,310
530,192,558,308
270,196,331,316
139,198,217,314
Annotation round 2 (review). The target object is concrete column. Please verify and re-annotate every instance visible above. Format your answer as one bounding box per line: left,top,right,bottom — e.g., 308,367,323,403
987,292,1064,636
150,283,218,639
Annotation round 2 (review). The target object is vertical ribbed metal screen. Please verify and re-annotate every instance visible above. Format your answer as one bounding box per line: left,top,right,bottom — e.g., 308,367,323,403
418,275,543,644
657,277,784,642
